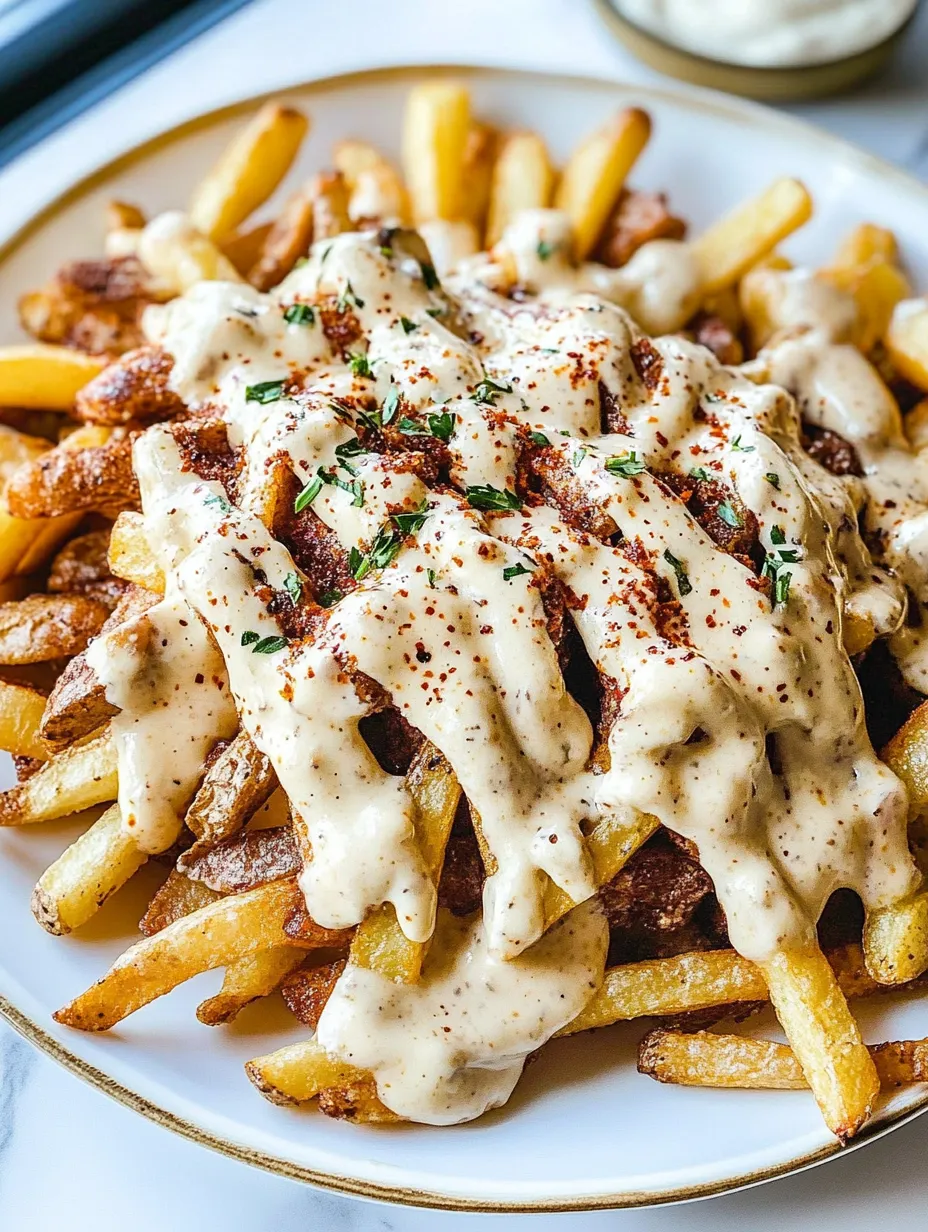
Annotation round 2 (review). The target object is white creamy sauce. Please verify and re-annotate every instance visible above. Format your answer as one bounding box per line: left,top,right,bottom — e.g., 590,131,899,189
95,211,926,1123
614,0,917,68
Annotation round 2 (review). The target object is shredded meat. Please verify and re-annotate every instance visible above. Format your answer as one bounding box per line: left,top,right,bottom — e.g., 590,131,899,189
689,313,744,366
594,189,687,269
801,421,863,477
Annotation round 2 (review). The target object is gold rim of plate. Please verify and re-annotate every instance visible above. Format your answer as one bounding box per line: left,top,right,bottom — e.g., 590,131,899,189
3,62,928,1212
594,0,922,102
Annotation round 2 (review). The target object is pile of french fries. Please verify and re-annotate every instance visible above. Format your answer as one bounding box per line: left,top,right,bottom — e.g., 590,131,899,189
1,79,928,1140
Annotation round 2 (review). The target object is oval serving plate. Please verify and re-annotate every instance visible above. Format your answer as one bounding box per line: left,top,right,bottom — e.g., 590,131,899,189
2,65,928,1213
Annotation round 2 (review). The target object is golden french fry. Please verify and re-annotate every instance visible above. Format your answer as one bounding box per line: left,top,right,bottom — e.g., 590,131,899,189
486,132,555,248
31,804,146,935
334,140,410,226
196,946,306,1026
246,1038,362,1106
864,890,928,985
108,512,165,593
886,299,928,390
693,178,813,295
0,346,106,410
55,879,310,1030
220,221,274,275
138,212,243,295
760,945,879,1141
350,743,459,983
402,81,471,223
825,259,911,353
543,811,658,927
554,108,651,260
831,222,898,272
638,1028,928,1091
0,727,117,826
459,122,497,241
189,103,309,241
882,699,928,808
0,679,49,759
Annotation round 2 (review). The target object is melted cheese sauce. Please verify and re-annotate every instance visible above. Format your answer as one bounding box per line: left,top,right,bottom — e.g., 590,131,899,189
92,210,926,1123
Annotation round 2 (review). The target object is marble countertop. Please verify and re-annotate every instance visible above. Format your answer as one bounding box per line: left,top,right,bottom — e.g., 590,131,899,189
3,0,928,1226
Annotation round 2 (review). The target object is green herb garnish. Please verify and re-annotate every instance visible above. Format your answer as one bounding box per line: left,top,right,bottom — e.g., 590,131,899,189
283,303,315,325
689,467,712,482
381,386,400,424
419,261,439,290
427,410,455,441
503,563,532,582
730,435,755,453
283,572,302,605
471,377,513,406
392,501,429,537
536,239,557,261
529,431,551,446
317,588,343,608
253,635,288,655
663,548,693,597
606,452,646,478
204,493,232,513
336,280,364,312
718,501,743,528
245,379,285,404
400,316,418,334
765,472,781,489
240,630,260,646
294,474,323,513
348,352,373,378
465,485,521,511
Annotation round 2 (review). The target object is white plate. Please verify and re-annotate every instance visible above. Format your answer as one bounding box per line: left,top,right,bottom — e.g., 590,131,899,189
3,65,928,1214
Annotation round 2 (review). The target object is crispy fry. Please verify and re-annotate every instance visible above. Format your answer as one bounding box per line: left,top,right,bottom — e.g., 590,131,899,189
6,429,136,522
137,212,243,295
0,593,109,664
485,132,555,249
824,260,911,353
759,945,879,1142
0,727,116,826
246,1038,362,1106
350,743,460,983
638,1028,928,1090
0,345,107,410
180,825,298,893
108,511,165,592
881,698,928,809
31,804,146,935
831,223,898,272
247,191,314,291
693,178,813,295
402,81,471,224
181,730,276,854
75,345,185,426
139,868,223,936
459,123,497,241
543,811,659,927
863,890,928,985
55,879,311,1030
220,221,273,275
335,142,410,228
0,679,49,759
189,103,309,242
309,171,352,241
554,108,651,261
196,946,306,1026
886,299,928,390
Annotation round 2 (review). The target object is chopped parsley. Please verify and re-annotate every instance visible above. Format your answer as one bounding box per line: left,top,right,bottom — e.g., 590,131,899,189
427,410,455,441
425,305,444,319
350,523,406,581
717,501,743,529
427,568,438,588
770,525,786,545
765,472,781,489
689,467,712,482
354,406,383,433
606,451,646,478
663,548,693,598
334,437,367,473
349,546,367,580
465,485,521,512
762,528,801,607
283,303,315,325
336,280,364,312
204,493,231,513
397,417,423,435
471,377,513,406
294,474,323,513
245,379,285,404
381,385,400,424
317,589,343,608
253,635,288,655
283,572,302,605
392,501,429,537
774,571,792,606
730,435,755,453
572,447,588,467
348,352,373,378
240,630,260,646
399,316,418,334
529,430,551,446
536,239,557,261
419,260,439,291
503,562,532,582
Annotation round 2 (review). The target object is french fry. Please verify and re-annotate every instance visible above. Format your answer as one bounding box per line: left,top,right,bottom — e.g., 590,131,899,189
196,946,306,1026
183,730,276,853
0,727,116,826
543,811,659,927
246,1038,363,1106
830,223,898,273
486,132,555,248
220,221,274,275
824,259,911,353
31,804,146,935
693,178,813,295
137,212,243,295
554,108,651,261
349,743,459,983
55,879,312,1030
882,699,928,808
863,891,928,985
0,679,49,759
189,103,309,242
0,346,106,410
759,945,879,1141
886,299,928,390
402,81,471,223
334,140,410,227
459,123,497,241
108,512,165,593
638,1028,928,1091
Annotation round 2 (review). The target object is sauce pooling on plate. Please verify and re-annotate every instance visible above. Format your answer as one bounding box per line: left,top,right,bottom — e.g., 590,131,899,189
95,211,923,1124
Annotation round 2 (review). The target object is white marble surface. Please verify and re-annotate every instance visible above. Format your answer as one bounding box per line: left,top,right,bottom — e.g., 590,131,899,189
3,0,928,1226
